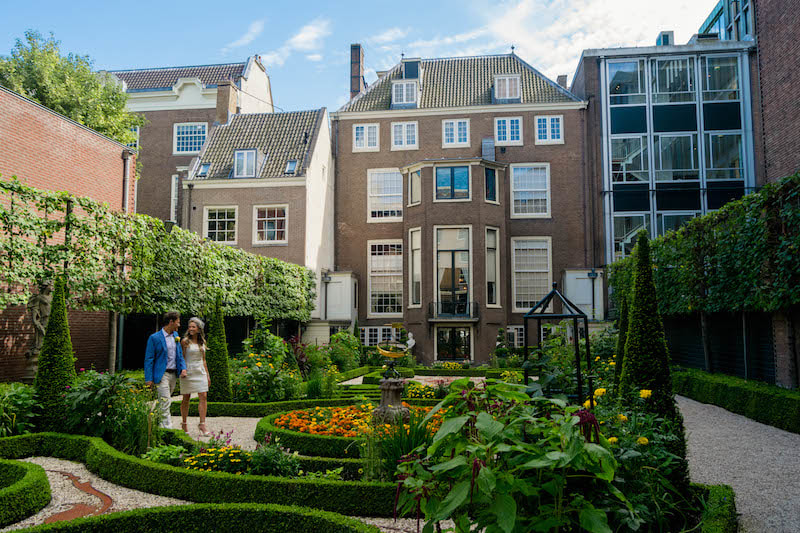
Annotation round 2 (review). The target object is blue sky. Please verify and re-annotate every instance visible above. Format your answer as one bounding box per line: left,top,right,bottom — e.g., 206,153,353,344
1,0,718,112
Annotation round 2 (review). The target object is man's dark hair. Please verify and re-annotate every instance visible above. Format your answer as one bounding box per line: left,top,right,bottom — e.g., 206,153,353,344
162,311,180,326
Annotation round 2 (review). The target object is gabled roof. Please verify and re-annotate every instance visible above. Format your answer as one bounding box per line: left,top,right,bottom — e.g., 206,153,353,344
339,54,580,113
191,109,325,181
110,63,246,91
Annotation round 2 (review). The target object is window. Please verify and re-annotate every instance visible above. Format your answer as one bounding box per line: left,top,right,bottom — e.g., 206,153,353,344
409,228,421,306
494,75,521,100
512,238,551,312
485,168,497,202
608,60,646,105
368,169,403,221
170,175,179,222
359,326,399,346
702,56,739,101
614,214,650,260
392,81,417,105
652,58,696,103
435,166,470,201
506,325,524,348
285,160,298,175
436,228,471,316
205,207,237,244
611,136,648,182
654,134,699,181
656,212,698,236
253,205,287,244
705,133,743,180
436,326,472,360
127,126,139,149
442,119,469,147
409,171,421,205
391,122,418,150
234,150,257,178
353,123,379,152
495,117,522,146
197,163,211,178
173,122,207,154
535,116,563,144
511,164,550,217
368,241,403,316
486,228,499,306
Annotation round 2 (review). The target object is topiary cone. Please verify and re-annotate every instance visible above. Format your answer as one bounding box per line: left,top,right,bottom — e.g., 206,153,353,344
206,299,232,402
33,276,77,431
613,296,628,394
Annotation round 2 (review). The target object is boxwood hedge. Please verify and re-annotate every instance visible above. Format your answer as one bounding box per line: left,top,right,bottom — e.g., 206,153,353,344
0,458,51,527
695,483,738,533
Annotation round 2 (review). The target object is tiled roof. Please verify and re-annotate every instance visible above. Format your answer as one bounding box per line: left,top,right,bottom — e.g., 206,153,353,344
339,54,580,112
110,63,246,91
191,109,325,181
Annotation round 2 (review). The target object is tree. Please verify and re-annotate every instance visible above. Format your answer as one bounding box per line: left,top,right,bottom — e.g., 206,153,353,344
613,296,628,393
0,30,143,145
205,298,232,402
33,275,77,430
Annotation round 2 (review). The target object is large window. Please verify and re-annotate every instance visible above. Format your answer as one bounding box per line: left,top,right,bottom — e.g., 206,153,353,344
702,56,739,101
494,75,520,100
353,123,379,152
442,119,469,147
436,326,472,360
392,81,417,105
705,133,743,180
656,212,698,236
485,168,497,203
359,326,399,346
608,60,646,105
613,214,650,260
495,117,522,146
535,116,563,144
511,164,550,217
611,136,648,182
234,150,257,178
391,122,418,150
409,170,421,205
205,207,237,244
368,241,403,316
486,228,499,306
409,228,421,306
436,228,471,316
654,134,699,181
173,123,207,154
368,169,403,221
512,238,551,312
253,205,287,244
651,58,695,103
435,166,470,200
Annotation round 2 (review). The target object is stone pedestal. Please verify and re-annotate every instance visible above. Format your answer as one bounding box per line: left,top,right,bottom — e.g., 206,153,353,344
372,378,410,424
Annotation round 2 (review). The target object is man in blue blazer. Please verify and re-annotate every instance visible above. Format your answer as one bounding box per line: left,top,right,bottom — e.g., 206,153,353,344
145,311,187,429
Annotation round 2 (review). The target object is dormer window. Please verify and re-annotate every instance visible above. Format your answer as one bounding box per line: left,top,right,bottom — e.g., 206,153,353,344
285,159,298,175
197,163,211,177
392,81,417,106
234,149,257,178
494,75,521,100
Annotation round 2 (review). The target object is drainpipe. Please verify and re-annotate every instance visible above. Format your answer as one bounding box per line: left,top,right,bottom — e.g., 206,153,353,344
113,150,133,373
186,183,194,229
321,271,332,321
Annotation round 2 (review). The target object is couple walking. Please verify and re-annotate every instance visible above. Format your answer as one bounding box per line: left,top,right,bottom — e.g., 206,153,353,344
144,311,212,436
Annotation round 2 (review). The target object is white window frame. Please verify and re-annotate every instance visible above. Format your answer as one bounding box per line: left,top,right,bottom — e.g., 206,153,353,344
234,149,257,178
170,175,179,222
367,168,403,223
408,170,421,207
511,236,552,313
408,227,422,308
510,163,551,219
534,115,564,145
127,126,140,149
172,122,207,155
486,226,501,308
392,81,418,105
506,325,524,348
441,118,470,148
433,325,475,362
203,205,238,245
359,326,400,346
252,204,288,245
494,74,521,100
391,121,419,151
494,116,523,146
484,167,500,205
433,164,472,203
353,123,380,153
367,239,404,318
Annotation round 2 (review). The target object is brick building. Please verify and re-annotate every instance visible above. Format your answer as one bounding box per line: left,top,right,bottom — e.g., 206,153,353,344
332,46,599,365
0,85,136,381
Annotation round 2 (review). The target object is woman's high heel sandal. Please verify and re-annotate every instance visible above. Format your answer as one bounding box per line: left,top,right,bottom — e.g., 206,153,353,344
180,421,188,432
198,423,212,437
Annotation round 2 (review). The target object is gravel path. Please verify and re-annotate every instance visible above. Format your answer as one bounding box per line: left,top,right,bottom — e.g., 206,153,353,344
678,395,800,533
169,415,261,450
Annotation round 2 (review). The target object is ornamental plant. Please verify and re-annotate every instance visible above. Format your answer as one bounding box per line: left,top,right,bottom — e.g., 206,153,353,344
206,298,232,402
0,383,38,436
614,296,629,392
33,275,76,431
249,434,301,477
326,331,361,373
183,445,251,474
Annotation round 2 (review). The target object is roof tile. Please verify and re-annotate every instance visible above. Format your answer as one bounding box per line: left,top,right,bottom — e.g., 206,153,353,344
111,63,246,91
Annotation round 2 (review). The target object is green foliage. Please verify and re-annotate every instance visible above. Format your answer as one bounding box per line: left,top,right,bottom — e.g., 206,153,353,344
207,300,232,402
140,445,188,467
0,458,51,527
614,297,629,391
326,332,361,373
183,444,251,474
250,434,301,477
696,484,738,533
0,31,144,145
0,384,38,437
230,354,302,403
33,276,76,431
363,409,434,482
242,319,288,360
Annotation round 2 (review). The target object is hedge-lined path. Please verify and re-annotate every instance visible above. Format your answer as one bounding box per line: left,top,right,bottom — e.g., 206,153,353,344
678,395,800,532
169,415,261,450
0,457,187,531
339,375,486,386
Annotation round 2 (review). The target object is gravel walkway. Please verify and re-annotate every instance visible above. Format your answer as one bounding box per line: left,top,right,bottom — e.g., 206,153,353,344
169,415,261,450
678,395,800,533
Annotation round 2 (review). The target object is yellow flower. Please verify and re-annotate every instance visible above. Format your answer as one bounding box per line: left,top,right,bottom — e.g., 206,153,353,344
637,437,649,445
594,356,600,361
639,389,652,399
583,399,592,409
609,362,616,366
608,437,618,445
256,362,262,367
617,414,628,422
594,388,606,397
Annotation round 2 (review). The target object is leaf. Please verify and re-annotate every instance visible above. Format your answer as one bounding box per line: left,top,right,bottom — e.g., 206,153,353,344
430,455,468,472
489,493,517,533
432,416,470,443
477,464,496,494
434,480,470,520
475,412,504,438
579,507,612,533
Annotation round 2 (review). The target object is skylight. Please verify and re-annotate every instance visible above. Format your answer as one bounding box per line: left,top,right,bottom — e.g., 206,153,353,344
285,159,298,174
197,163,211,177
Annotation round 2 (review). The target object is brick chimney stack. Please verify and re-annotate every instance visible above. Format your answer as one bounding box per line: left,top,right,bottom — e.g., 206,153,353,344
557,75,568,88
350,44,366,100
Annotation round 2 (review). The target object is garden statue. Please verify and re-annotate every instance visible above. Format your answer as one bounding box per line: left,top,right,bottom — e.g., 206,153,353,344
23,279,54,383
405,332,415,352
373,326,411,424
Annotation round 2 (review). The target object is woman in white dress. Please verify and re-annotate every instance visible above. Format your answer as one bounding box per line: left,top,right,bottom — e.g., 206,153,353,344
179,317,212,437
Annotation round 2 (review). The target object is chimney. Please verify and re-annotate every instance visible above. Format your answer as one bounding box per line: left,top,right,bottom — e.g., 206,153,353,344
556,75,568,88
350,43,366,100
215,81,238,124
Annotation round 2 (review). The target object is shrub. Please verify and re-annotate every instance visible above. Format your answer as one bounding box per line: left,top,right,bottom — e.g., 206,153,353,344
244,318,289,363
363,408,434,481
697,484,738,533
206,299,232,402
0,458,51,527
33,276,76,431
0,383,38,437
614,296,629,391
141,445,188,467
231,356,302,403
305,370,324,399
327,332,361,373
249,434,301,477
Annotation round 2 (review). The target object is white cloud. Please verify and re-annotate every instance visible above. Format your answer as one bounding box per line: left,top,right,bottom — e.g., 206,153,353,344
407,28,489,50
261,17,332,68
306,53,323,62
221,20,265,55
366,27,409,45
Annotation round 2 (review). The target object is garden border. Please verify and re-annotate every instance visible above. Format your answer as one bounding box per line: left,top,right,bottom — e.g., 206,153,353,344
694,483,738,533
0,458,51,527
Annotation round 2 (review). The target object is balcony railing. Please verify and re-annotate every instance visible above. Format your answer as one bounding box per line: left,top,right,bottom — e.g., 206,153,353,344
428,301,479,320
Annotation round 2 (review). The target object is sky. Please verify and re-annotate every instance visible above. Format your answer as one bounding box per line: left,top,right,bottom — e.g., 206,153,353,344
1,0,719,113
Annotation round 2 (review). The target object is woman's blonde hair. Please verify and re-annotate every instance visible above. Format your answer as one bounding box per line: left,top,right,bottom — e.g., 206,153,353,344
182,317,206,347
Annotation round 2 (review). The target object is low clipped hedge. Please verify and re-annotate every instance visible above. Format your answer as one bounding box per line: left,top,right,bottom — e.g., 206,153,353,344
22,503,379,532
171,398,365,417
415,367,488,376
335,366,374,383
0,458,51,527
696,483,738,532
0,433,397,517
673,367,800,434
361,368,415,385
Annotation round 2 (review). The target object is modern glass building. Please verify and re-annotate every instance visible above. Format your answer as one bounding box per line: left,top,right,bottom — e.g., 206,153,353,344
699,0,755,41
